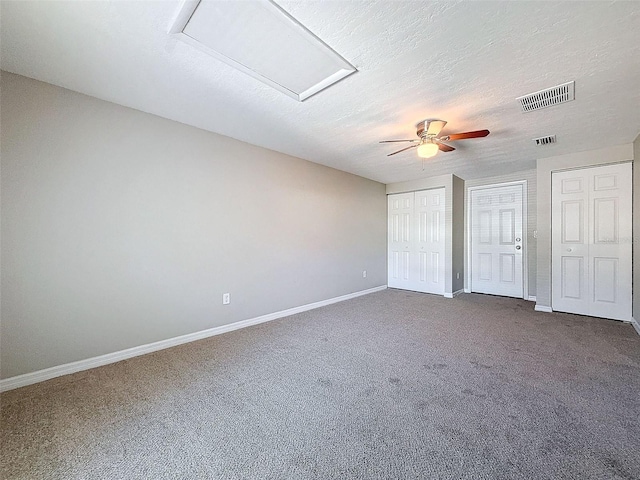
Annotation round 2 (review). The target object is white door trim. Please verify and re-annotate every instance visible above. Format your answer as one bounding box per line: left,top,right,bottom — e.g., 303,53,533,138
466,180,528,299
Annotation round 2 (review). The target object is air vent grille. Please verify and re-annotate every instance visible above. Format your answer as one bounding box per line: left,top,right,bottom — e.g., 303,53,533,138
533,135,557,146
517,81,575,112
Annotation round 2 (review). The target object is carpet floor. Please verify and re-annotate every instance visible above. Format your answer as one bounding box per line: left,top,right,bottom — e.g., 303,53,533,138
1,290,639,479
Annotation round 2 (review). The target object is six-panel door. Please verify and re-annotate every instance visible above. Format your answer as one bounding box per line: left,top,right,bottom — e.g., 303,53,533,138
470,184,524,298
552,163,632,321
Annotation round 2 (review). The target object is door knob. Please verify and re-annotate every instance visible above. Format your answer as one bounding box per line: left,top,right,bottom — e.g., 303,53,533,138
515,245,521,250
567,248,573,252
516,238,521,242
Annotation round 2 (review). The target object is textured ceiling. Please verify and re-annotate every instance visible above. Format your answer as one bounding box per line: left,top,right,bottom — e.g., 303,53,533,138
2,1,639,184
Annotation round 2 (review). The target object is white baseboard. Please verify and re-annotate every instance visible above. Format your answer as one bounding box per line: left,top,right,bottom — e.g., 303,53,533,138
527,296,537,302
0,285,387,393
464,288,472,294
630,318,640,336
534,305,553,313
444,289,464,299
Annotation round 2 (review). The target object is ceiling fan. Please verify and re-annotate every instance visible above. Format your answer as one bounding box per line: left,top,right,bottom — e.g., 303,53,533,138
380,119,490,158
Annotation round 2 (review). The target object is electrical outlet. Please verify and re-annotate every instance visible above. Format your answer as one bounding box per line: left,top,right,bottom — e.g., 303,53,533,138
363,270,367,278
223,293,230,305
456,272,460,279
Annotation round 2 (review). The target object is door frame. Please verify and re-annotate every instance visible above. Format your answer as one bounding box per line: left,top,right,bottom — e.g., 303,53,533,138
465,180,529,300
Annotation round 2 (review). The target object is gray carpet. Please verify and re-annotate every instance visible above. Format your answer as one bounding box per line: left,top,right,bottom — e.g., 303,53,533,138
1,290,639,479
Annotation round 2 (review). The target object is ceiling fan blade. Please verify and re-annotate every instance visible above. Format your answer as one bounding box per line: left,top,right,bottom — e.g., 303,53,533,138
442,129,490,141
379,139,418,143
387,144,418,156
436,142,455,152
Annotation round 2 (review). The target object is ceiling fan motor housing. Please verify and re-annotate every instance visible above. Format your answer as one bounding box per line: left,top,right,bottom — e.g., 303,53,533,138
416,119,447,138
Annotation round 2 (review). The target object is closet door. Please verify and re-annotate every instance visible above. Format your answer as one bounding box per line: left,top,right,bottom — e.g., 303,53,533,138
552,163,632,321
414,189,445,294
388,193,414,290
388,189,446,294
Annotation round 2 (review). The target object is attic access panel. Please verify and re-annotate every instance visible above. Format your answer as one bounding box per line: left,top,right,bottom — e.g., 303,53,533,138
169,0,357,101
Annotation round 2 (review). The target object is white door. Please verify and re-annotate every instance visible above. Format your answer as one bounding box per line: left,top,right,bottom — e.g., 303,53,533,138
388,192,413,290
414,189,446,295
388,189,445,294
552,163,632,321
470,184,524,298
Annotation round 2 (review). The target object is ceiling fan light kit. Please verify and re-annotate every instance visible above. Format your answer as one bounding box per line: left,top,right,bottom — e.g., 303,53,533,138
380,118,490,159
417,141,439,158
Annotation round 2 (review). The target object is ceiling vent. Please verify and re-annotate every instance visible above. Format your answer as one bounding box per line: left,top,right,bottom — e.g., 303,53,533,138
516,81,575,113
169,0,356,101
533,135,557,146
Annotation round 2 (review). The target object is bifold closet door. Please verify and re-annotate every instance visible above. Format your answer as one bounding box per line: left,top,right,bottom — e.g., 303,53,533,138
388,189,445,294
552,162,632,321
388,192,413,291
414,189,446,295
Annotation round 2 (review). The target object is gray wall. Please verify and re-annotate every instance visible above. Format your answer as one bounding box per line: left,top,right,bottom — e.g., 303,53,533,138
386,174,464,295
634,133,640,320
452,175,465,293
535,144,634,309
0,72,387,378
465,170,537,298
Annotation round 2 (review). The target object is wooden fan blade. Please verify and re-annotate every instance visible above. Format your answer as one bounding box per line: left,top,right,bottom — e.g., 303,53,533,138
437,142,455,152
387,144,418,156
379,139,418,143
442,129,490,141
